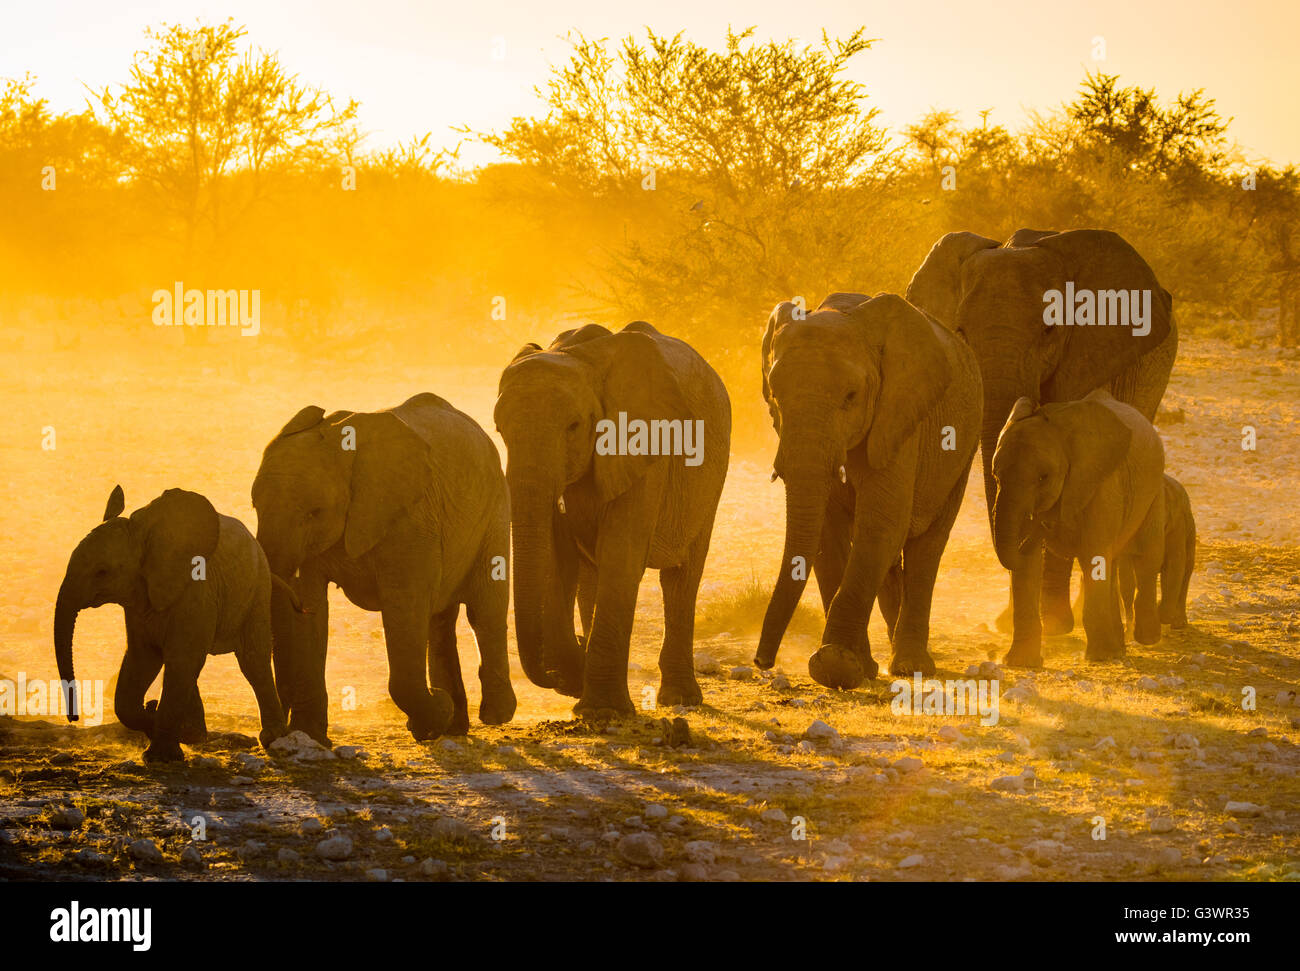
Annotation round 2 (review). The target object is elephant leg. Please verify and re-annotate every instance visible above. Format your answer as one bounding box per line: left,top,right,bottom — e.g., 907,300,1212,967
877,560,901,645
1081,553,1125,661
114,628,163,737
810,466,911,690
381,591,454,741
275,568,331,745
657,531,711,708
465,566,516,726
176,689,208,745
427,605,469,735
890,477,964,676
577,557,597,641
813,501,852,615
146,623,212,763
1040,549,1075,635
237,606,287,750
1160,529,1191,628
574,475,662,719
1004,544,1044,668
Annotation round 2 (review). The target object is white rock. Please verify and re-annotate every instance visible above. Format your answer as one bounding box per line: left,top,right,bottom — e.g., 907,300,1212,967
365,868,389,882
897,854,925,869
895,757,923,774
684,841,717,864
760,807,789,824
729,666,754,681
991,775,1025,792
938,725,963,742
1224,801,1265,817
804,720,839,743
374,827,394,842
1149,817,1176,834
315,834,354,860
616,832,664,868
644,804,669,820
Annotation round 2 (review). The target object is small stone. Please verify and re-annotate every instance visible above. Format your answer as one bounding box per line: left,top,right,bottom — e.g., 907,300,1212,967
191,755,222,770
438,739,461,752
72,849,110,867
365,868,389,882
991,775,1025,792
1149,817,1176,834
277,847,301,864
760,807,789,824
770,674,790,690
180,845,203,868
420,858,450,880
1224,801,1265,817
1155,847,1182,866
316,834,354,860
1136,676,1161,691
894,757,923,774
334,746,365,760
804,720,839,744
729,666,754,681
49,806,85,830
678,862,708,881
301,817,325,836
127,838,163,864
374,827,394,843
897,854,925,869
232,776,256,786
694,655,720,675
644,804,669,820
1093,736,1116,751
938,725,962,742
1173,733,1199,749
239,839,268,859
684,840,717,864
431,816,473,841
616,832,664,868
401,855,416,865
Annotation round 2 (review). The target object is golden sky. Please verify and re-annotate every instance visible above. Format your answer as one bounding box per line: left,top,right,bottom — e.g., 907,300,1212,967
4,0,1297,166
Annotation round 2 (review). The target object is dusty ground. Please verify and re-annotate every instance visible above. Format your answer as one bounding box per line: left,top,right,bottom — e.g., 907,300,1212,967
0,322,1297,882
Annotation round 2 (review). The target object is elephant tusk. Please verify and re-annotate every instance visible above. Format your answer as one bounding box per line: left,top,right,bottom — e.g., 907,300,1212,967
770,470,778,483
557,496,566,514
838,465,847,484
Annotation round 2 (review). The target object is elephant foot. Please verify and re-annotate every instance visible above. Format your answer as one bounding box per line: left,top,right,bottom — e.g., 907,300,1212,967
287,710,332,748
752,647,777,671
657,675,703,708
1133,616,1162,646
808,644,876,690
478,686,517,726
143,740,185,764
548,664,584,699
994,602,1015,634
1003,640,1043,669
445,708,471,736
1084,640,1126,662
1169,614,1188,630
177,724,208,745
573,687,635,722
889,649,936,677
258,723,289,751
1040,599,1075,636
407,690,456,742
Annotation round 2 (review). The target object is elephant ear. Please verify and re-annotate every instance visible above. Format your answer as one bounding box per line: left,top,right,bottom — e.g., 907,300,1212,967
565,331,692,503
904,232,999,328
1005,227,1058,248
816,291,871,314
1043,398,1133,520
1005,396,1038,427
103,485,125,521
271,405,326,442
1032,230,1174,402
761,301,798,404
853,294,953,470
131,489,220,612
336,411,435,559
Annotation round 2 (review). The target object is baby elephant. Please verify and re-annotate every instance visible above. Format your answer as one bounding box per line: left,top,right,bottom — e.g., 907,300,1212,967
53,486,288,762
991,390,1165,664
1122,473,1196,631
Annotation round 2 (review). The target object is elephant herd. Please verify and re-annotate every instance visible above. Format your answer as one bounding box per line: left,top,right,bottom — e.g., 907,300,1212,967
52,228,1196,762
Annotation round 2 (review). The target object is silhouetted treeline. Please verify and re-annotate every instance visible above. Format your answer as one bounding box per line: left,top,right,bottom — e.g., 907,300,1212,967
2,24,1297,379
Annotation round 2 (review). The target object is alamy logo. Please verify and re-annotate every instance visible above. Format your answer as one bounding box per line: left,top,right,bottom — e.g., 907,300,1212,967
594,412,705,467
890,674,1000,726
0,673,103,726
1042,283,1152,337
151,282,261,336
49,901,151,951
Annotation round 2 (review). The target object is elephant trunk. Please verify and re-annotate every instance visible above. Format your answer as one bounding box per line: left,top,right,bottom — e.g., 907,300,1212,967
507,465,571,691
755,433,835,668
980,380,1029,529
53,579,80,721
992,490,1038,571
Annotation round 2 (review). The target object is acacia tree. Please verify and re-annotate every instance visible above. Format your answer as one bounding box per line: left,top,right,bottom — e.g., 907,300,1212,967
92,20,357,264
474,28,902,351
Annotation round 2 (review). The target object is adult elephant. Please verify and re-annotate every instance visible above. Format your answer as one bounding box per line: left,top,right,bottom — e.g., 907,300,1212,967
753,293,981,687
494,321,731,718
905,229,1176,666
252,392,516,744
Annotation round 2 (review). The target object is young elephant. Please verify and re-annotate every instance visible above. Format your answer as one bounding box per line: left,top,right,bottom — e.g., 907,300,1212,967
53,487,288,762
991,390,1165,664
1121,473,1196,631
495,321,731,718
253,392,515,744
754,293,982,688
